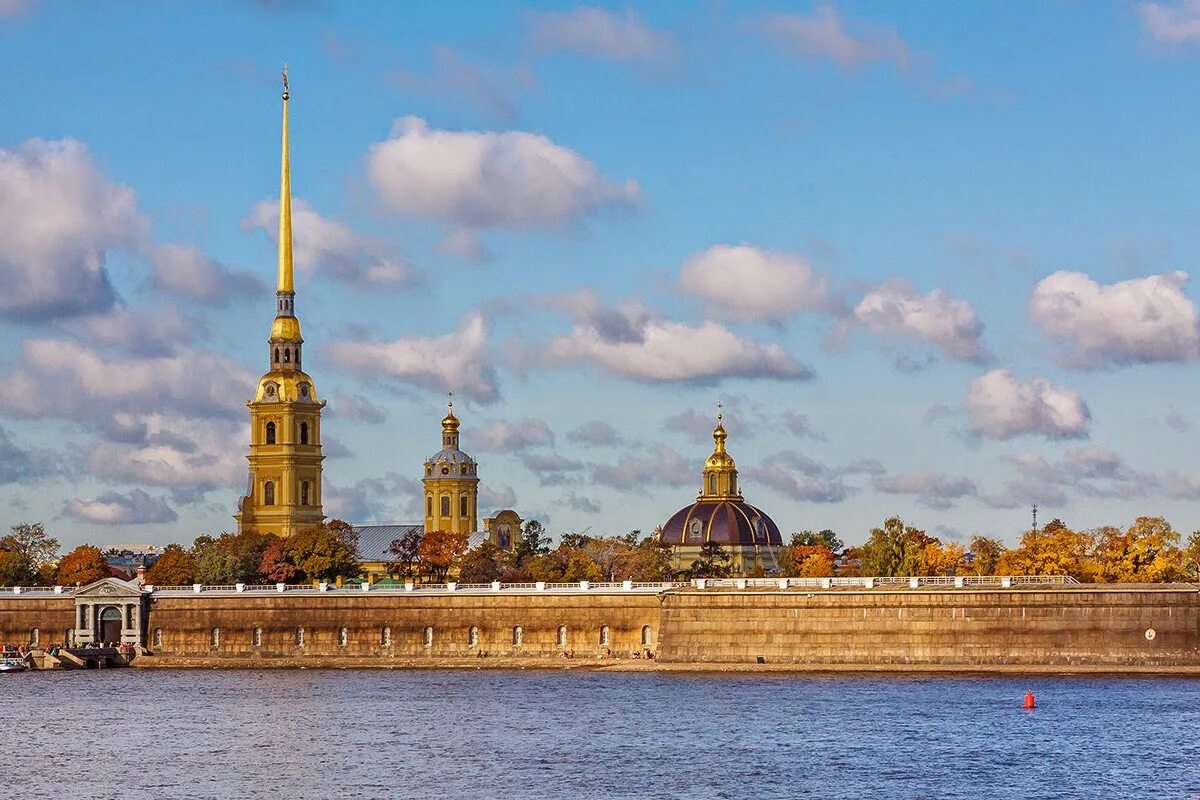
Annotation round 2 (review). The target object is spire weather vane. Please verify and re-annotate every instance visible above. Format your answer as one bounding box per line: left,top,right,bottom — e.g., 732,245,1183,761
282,63,289,99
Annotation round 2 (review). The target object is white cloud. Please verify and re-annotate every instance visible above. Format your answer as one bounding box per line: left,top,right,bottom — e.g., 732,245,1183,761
537,293,813,384
243,198,419,289
678,244,836,322
529,6,674,61
86,415,245,495
521,452,586,486
327,393,387,424
566,420,624,447
0,339,255,422
1030,270,1200,368
964,369,1090,441
65,489,177,525
0,426,60,485
0,138,141,320
468,418,555,451
74,307,199,358
753,451,858,504
592,445,693,492
752,5,910,70
853,280,989,362
327,313,499,403
324,473,423,522
148,243,263,306
664,409,723,445
478,484,519,514
873,471,977,510
983,447,1156,508
366,116,639,229
1139,1,1200,43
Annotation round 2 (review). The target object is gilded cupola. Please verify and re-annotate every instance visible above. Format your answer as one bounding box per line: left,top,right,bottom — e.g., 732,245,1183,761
701,410,740,499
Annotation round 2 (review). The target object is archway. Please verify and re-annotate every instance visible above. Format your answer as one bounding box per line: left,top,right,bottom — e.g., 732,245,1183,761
99,606,122,646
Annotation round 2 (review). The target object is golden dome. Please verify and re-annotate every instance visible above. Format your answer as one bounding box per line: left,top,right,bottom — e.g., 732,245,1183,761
442,408,460,434
254,370,320,403
270,315,302,341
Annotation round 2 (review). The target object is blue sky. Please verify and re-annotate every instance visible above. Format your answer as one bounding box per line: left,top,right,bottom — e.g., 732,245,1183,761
4,0,1200,549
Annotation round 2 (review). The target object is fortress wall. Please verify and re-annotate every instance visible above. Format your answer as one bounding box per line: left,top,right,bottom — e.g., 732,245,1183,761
0,596,75,647
147,592,663,659
657,587,1200,666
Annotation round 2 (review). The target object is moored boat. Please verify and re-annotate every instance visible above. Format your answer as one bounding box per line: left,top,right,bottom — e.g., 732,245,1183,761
0,657,26,673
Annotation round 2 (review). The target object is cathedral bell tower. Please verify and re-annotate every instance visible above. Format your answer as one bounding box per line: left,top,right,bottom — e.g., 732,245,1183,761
235,67,327,538
422,398,479,535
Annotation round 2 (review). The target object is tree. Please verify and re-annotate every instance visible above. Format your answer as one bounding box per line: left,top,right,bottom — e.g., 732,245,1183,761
419,529,469,582
790,529,843,552
781,545,836,577
968,536,1006,576
860,517,931,577
458,542,510,583
559,532,594,550
386,529,423,579
0,549,36,586
687,541,732,578
0,522,59,584
919,542,967,576
514,520,550,565
144,544,196,586
55,545,110,585
285,523,359,583
258,537,296,583
563,549,604,581
631,538,674,581
996,524,1095,580
1092,517,1183,583
195,531,276,585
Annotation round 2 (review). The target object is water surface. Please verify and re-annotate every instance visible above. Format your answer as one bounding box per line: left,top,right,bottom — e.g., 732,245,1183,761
3,669,1198,799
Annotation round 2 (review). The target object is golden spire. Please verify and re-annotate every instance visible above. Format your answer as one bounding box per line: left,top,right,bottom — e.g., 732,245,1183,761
277,63,294,295
702,401,739,499
442,391,459,432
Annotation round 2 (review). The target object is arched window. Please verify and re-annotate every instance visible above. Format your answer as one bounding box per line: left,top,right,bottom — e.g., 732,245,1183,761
557,626,567,648
210,628,220,649
299,421,309,445
642,625,653,646
29,628,38,647
426,495,433,516
441,496,450,516
468,626,479,648
460,495,469,517
423,626,433,648
300,481,310,507
274,348,280,363
599,625,610,646
283,348,290,363
295,627,305,647
252,627,262,648
152,627,162,648
460,464,468,475
512,626,523,646
709,475,717,494
264,481,275,506
338,627,348,647
265,422,276,444
381,626,391,647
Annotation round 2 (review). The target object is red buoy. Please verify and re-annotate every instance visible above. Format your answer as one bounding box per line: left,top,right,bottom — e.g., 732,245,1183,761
1023,691,1036,709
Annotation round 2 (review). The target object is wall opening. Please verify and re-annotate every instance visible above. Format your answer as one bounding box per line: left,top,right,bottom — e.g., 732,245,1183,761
338,627,348,647
468,626,479,648
152,627,162,648
642,625,653,646
264,481,275,506
512,626,523,647
556,626,567,649
300,421,309,445
441,495,450,516
599,625,610,647
210,628,220,650
381,626,391,647
423,626,433,648
460,495,469,516
266,421,276,444
252,627,262,648
295,627,304,647
29,628,38,647
300,481,310,507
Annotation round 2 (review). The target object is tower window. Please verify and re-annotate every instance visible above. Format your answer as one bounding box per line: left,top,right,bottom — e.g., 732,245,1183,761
283,348,290,363
274,348,280,363
460,495,468,517
709,475,717,494
300,421,309,445
441,466,449,475
441,496,450,516
426,495,433,516
264,481,275,506
460,464,468,475
300,481,310,507
265,422,276,444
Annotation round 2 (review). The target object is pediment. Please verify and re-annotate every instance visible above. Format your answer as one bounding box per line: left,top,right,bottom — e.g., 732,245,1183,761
73,577,144,599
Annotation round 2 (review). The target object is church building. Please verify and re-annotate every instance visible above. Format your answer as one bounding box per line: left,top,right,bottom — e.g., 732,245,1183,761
234,71,327,538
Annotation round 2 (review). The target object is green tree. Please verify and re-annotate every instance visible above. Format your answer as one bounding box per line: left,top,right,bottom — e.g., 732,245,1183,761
514,519,551,565
559,532,594,550
144,544,196,586
285,523,359,583
0,522,59,584
687,541,732,578
860,517,931,577
458,542,510,583
195,531,276,584
967,535,1006,576
790,529,843,552
55,545,110,585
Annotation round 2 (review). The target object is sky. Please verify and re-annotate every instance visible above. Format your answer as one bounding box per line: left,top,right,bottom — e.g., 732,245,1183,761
5,1,1200,550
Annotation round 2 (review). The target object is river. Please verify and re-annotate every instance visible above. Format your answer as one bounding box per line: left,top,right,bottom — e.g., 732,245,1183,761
2,669,1197,799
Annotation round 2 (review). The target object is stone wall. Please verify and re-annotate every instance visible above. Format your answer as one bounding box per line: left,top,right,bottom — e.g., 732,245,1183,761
658,586,1200,667
0,596,74,648
148,591,662,659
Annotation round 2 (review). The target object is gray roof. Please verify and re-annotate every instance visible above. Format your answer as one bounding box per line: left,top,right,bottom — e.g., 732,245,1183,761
353,524,488,562
353,523,423,562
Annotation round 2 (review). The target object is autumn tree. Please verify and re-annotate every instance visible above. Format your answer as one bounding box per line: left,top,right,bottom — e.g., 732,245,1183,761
1091,517,1183,583
0,523,59,585
919,542,968,576
968,536,1006,576
284,523,359,583
996,523,1095,581
780,544,836,577
386,529,423,579
458,542,510,583
55,545,110,585
144,544,197,586
258,537,296,583
630,537,674,581
860,517,932,576
419,529,469,582
790,529,844,552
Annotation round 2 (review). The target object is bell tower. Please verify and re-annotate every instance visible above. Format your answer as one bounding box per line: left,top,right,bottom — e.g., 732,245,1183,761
235,66,327,537
422,397,480,535
700,405,740,500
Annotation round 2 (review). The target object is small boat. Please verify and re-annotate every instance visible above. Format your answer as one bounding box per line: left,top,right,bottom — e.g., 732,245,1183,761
0,657,26,673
